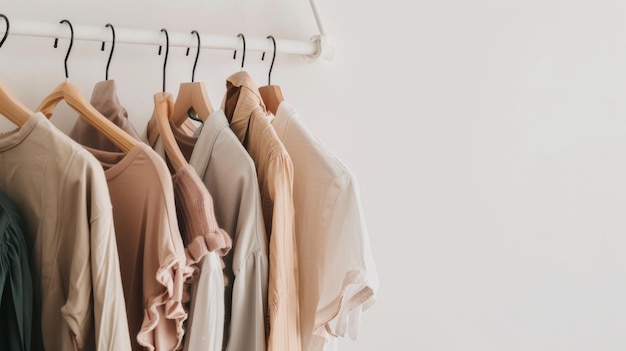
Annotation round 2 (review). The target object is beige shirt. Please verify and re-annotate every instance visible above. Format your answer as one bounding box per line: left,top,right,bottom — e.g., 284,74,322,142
272,102,379,350
68,80,142,151
0,112,131,351
147,110,269,351
223,72,301,351
85,144,193,351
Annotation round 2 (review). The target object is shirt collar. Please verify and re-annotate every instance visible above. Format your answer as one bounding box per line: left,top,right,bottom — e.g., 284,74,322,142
222,71,266,144
0,112,41,152
189,110,230,178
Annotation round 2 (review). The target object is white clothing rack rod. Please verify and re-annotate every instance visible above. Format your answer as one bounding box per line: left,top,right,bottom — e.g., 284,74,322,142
2,19,333,59
309,0,327,36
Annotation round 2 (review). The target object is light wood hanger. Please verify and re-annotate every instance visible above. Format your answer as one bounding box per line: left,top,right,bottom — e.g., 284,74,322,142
37,19,137,153
0,14,32,126
154,28,187,172
171,30,215,127
0,82,32,127
259,35,284,116
154,92,187,171
180,118,197,136
172,30,214,127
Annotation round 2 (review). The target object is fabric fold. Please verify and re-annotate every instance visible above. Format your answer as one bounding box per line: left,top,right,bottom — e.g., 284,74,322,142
137,253,193,351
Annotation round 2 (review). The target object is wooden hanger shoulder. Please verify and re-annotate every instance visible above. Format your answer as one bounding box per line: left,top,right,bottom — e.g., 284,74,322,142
154,92,188,172
0,81,32,126
172,81,214,127
37,80,137,152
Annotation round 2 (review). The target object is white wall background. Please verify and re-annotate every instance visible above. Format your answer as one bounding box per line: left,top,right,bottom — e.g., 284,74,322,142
2,1,626,350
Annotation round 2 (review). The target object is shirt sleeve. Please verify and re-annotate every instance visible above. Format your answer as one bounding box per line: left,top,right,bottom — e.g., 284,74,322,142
313,174,379,342
266,155,301,351
136,153,194,351
60,155,132,351
183,252,225,351
87,170,134,350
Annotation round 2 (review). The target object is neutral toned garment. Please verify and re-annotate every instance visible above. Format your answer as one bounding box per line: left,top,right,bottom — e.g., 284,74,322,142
223,71,301,351
0,113,132,351
85,143,193,351
146,110,269,351
182,251,224,351
0,191,33,351
172,164,231,272
272,102,379,350
68,80,142,152
171,164,232,351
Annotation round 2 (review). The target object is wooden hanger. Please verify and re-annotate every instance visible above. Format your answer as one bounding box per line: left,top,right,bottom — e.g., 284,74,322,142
154,28,187,172
172,30,214,127
258,35,284,116
172,81,213,126
0,81,32,127
0,14,32,126
38,80,137,152
37,20,137,153
154,92,187,171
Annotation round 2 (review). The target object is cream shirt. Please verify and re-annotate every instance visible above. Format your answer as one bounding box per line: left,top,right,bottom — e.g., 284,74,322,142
223,72,301,351
0,113,131,351
272,102,379,351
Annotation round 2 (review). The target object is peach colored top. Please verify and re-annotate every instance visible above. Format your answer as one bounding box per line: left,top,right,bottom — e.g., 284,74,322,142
86,144,193,351
223,71,301,351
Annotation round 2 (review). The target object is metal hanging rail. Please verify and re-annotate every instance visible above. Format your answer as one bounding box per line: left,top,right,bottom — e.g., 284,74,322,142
0,0,335,60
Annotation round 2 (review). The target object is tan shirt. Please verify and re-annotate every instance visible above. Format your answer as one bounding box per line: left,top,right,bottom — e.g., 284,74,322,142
0,112,131,351
223,72,301,351
146,110,270,351
85,144,193,351
273,102,379,350
68,80,142,152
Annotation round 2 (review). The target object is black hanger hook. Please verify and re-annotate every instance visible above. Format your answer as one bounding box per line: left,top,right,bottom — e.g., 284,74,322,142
187,30,201,82
54,19,74,79
233,33,246,70
261,35,277,85
101,23,115,80
0,14,9,49
158,28,169,93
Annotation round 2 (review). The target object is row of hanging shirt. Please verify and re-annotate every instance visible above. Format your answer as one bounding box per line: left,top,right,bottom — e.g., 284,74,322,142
0,41,379,351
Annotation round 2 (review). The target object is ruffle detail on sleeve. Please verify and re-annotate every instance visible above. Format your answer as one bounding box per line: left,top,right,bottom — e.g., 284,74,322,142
185,227,232,286
136,254,194,351
186,227,232,263
172,165,233,286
